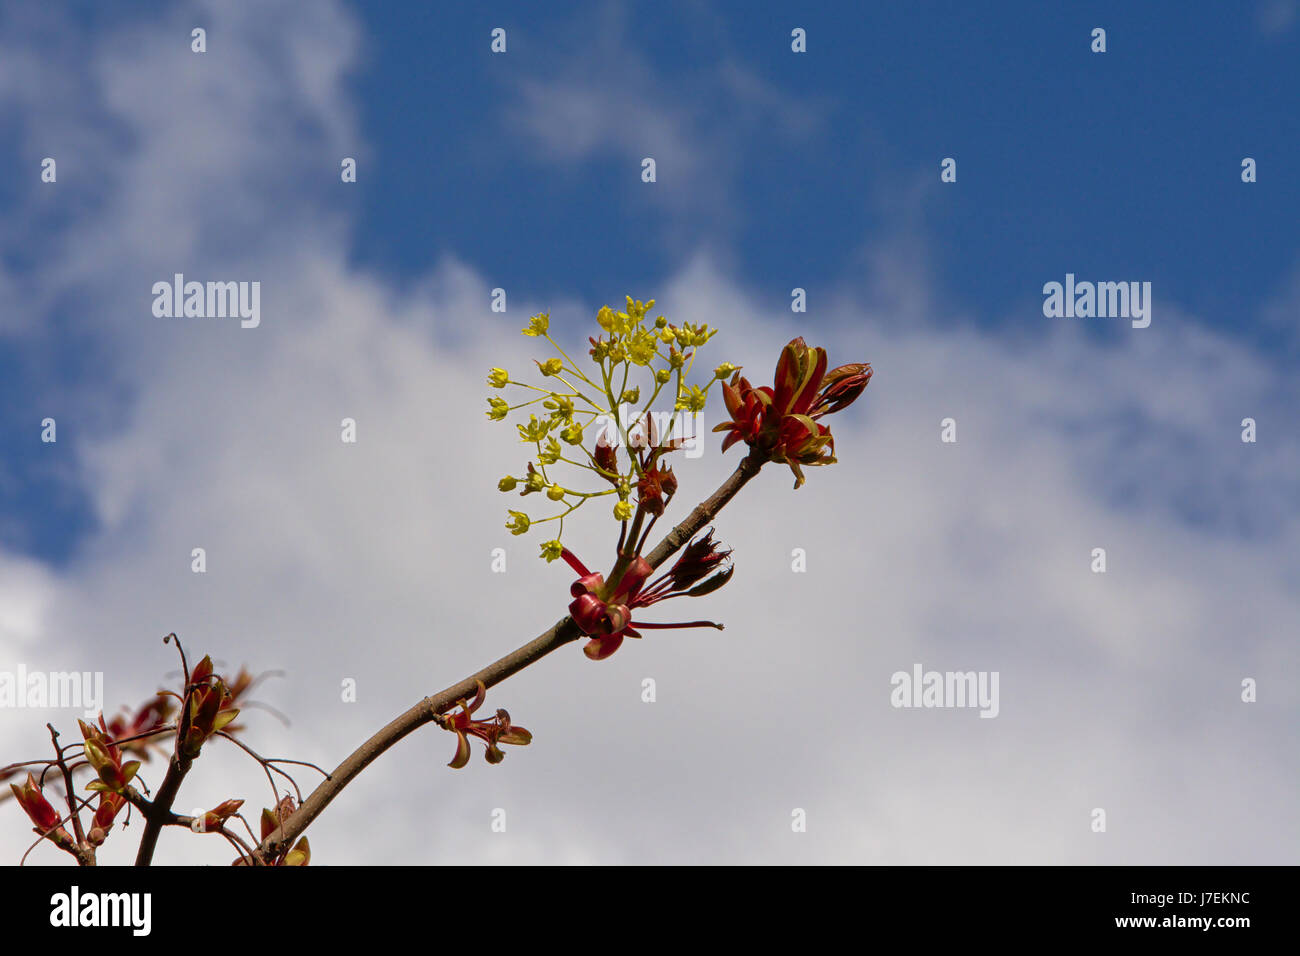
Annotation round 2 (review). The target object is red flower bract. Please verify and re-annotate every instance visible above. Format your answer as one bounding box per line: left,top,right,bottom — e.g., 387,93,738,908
560,535,730,660
440,681,532,768
10,773,71,847
714,337,871,488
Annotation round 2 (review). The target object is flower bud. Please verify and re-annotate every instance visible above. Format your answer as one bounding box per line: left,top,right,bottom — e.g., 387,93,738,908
594,441,619,481
637,469,664,517
659,465,678,498
83,738,114,778
11,773,61,832
190,655,215,684
284,837,311,866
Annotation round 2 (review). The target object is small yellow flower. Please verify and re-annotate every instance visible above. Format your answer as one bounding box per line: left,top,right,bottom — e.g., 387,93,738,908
561,423,584,445
655,368,671,385
517,415,551,442
613,500,632,521
538,438,561,465
525,469,546,493
522,313,549,337
619,386,640,405
506,511,530,535
674,322,715,348
540,540,563,562
625,297,654,321
487,368,509,388
538,357,563,376
486,397,509,421
676,384,707,412
627,330,657,366
546,484,566,501
498,476,518,492
668,347,684,370
713,362,739,380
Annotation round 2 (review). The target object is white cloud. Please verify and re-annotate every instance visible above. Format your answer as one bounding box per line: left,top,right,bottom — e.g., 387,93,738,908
1257,0,1298,36
0,555,55,652
0,1,1295,866
499,9,826,223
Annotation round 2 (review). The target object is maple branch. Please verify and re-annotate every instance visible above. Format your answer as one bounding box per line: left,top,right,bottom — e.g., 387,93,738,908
251,449,765,862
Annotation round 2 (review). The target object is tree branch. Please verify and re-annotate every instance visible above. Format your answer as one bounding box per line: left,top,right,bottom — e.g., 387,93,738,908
135,644,196,866
250,449,765,863
133,750,191,866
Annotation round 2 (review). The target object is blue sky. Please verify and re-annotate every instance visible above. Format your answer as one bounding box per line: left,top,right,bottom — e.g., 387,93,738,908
348,1,1298,340
4,0,1298,567
0,1,1296,865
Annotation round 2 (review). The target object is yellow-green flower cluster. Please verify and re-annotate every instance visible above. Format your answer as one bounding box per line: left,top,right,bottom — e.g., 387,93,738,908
485,296,737,561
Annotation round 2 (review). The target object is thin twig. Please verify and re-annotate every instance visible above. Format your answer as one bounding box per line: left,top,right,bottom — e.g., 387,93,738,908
134,635,197,866
215,730,311,803
250,449,765,863
47,725,85,850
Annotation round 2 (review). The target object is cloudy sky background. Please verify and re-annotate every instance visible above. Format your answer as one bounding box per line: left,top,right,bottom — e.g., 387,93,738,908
1,0,1296,864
